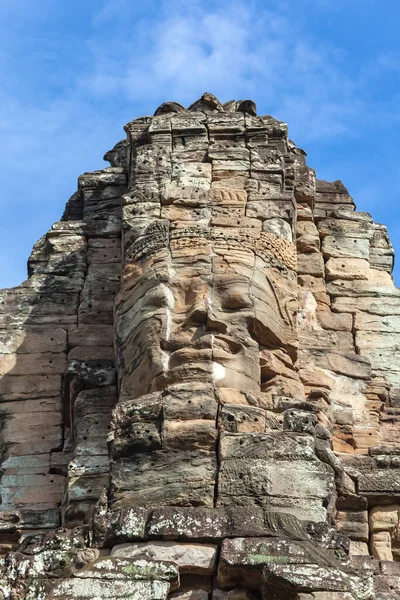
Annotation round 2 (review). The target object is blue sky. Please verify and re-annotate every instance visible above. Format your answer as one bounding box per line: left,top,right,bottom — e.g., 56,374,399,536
1,0,400,287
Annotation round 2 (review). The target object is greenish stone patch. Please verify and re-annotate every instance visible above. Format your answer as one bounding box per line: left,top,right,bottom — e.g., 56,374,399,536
248,553,291,564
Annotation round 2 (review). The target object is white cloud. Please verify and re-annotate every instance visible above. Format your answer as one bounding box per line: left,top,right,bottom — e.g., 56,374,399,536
82,0,367,142
1,0,400,286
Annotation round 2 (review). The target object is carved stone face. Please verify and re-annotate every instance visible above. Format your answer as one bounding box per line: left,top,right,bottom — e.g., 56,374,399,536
109,107,335,521
115,187,298,402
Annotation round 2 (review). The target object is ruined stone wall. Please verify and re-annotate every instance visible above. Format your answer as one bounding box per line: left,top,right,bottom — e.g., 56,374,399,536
0,93,399,599
0,164,126,543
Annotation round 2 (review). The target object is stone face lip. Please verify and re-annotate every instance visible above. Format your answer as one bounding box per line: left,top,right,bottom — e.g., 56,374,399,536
0,92,399,599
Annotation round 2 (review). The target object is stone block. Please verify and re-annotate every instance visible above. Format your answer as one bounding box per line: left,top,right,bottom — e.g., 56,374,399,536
162,420,217,451
325,257,369,281
39,578,170,599
218,433,333,522
147,507,230,541
218,404,266,433
216,536,370,595
246,199,295,221
349,540,369,556
0,352,66,376
318,218,373,239
0,327,67,354
262,218,293,241
315,179,349,195
171,591,208,600
296,220,320,252
74,556,179,587
322,236,369,260
262,564,372,598
163,384,218,421
369,505,400,532
370,531,393,561
68,325,113,348
359,470,400,497
316,311,353,332
370,248,394,274
299,349,371,379
335,511,369,542
212,588,259,599
111,541,218,575
297,252,325,277
111,450,217,509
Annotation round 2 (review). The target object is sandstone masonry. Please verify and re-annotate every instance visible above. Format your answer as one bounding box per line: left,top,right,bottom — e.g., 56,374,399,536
0,93,399,599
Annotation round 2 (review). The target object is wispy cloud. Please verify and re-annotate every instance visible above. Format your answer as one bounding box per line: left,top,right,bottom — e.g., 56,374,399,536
0,0,400,286
85,0,362,140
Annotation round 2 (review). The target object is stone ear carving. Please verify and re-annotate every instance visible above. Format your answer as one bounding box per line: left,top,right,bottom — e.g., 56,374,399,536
237,99,257,116
153,101,185,116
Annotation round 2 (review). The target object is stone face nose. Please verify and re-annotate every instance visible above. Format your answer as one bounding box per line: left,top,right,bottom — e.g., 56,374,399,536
1,95,400,599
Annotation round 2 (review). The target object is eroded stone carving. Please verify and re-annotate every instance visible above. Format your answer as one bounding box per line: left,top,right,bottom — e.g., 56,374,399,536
1,94,400,599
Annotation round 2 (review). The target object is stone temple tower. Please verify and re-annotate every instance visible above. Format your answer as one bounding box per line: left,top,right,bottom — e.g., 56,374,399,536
0,93,399,599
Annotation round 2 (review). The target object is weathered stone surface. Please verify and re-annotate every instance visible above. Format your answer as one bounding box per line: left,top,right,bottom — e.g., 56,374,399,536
336,511,369,542
349,540,370,556
74,556,179,584
371,530,393,561
111,541,218,574
217,537,373,599
359,470,400,497
262,564,373,599
171,592,209,600
111,451,217,508
1,93,400,599
212,589,259,599
325,257,370,281
147,507,230,541
39,578,171,599
369,505,400,532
